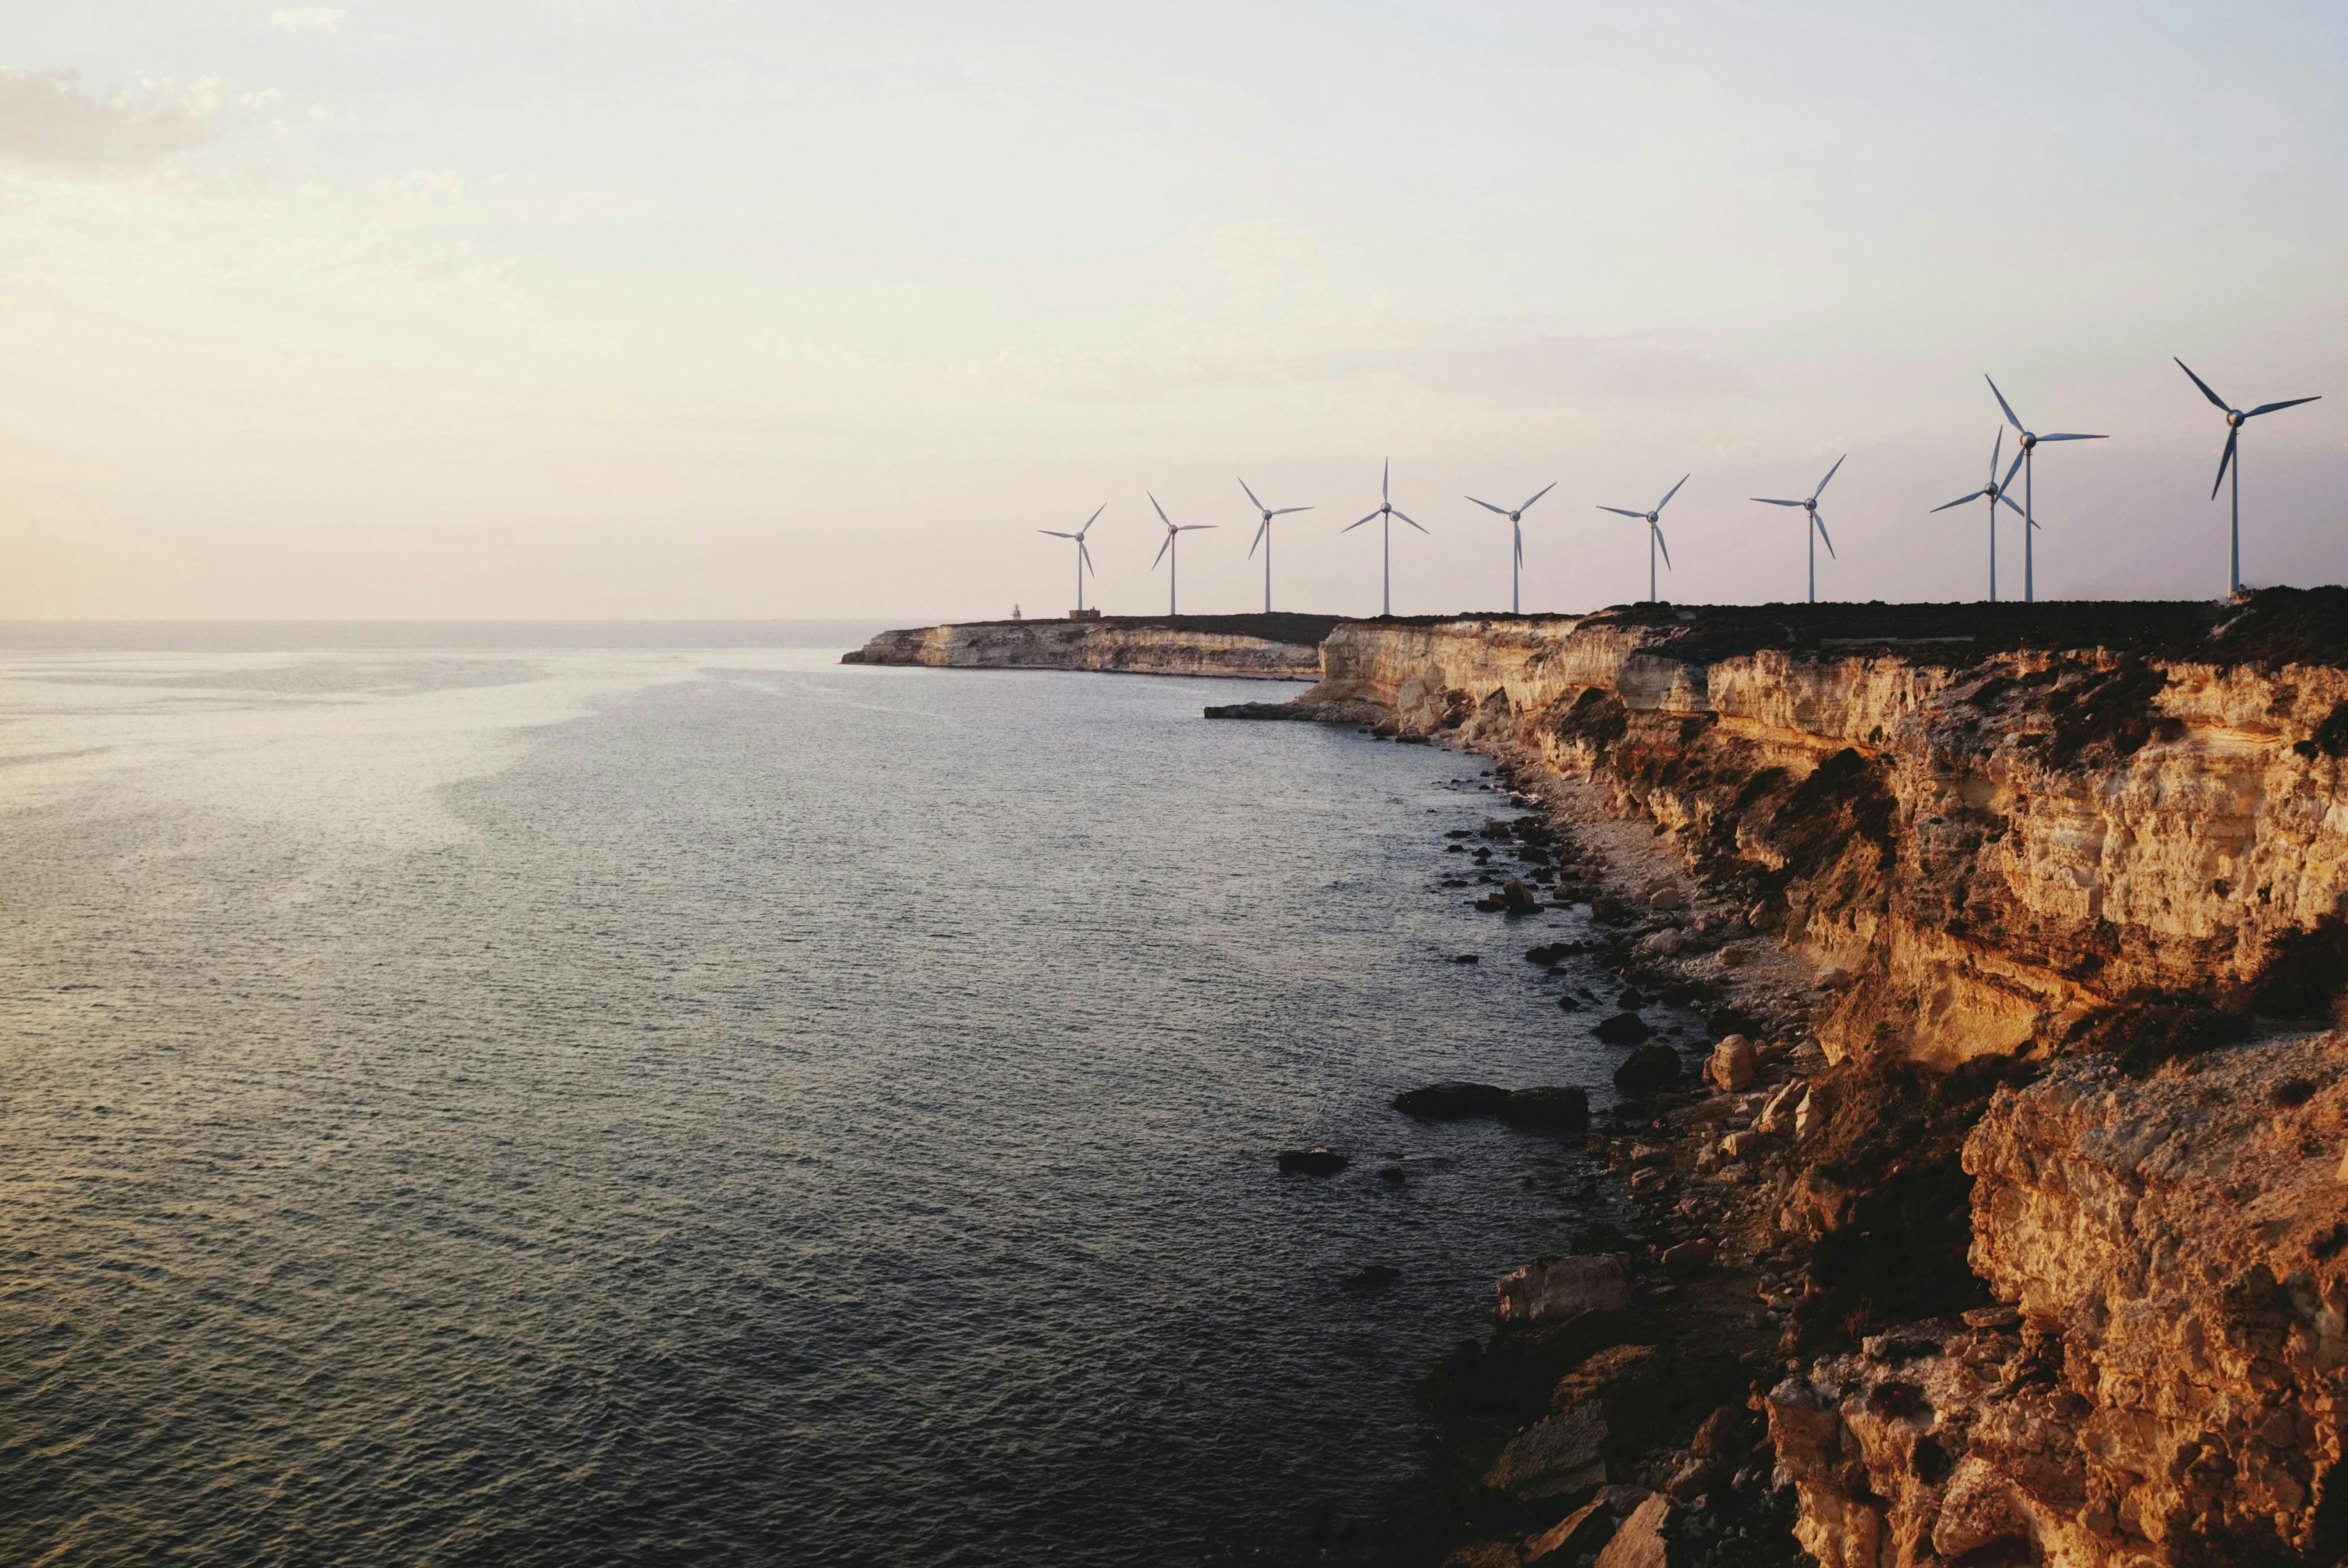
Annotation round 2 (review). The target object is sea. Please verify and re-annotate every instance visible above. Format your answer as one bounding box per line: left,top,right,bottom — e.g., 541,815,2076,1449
0,623,1661,1567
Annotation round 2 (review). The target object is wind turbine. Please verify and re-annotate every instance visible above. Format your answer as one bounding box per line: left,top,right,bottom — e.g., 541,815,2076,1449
1929,430,2026,601
2174,358,2322,597
1238,478,1311,614
1148,492,1214,615
1342,459,1426,617
1751,456,1846,604
1037,504,1106,613
1985,376,2105,603
1466,482,1556,613
1597,475,1688,603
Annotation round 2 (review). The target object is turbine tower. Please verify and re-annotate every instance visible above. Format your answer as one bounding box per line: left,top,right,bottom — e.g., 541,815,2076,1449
1343,459,1426,617
1148,492,1214,615
1466,482,1556,614
1238,478,1311,614
1598,475,1688,604
1985,376,2105,603
1036,504,1106,613
1752,456,1846,604
1929,430,2026,601
2174,358,2322,597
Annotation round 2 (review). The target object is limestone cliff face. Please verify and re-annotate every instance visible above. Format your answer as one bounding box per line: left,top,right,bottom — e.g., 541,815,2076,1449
1282,604,2348,1067
1770,1033,2348,1567
842,616,1325,680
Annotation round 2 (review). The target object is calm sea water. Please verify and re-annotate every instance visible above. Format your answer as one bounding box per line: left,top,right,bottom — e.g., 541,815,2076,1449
0,628,1654,1567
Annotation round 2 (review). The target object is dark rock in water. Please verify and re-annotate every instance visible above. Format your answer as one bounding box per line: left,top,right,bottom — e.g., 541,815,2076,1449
1496,1086,1589,1128
1500,878,1541,915
1612,1044,1682,1093
1473,893,1508,912
1375,1164,1408,1186
1203,700,1305,720
1342,1264,1401,1291
1618,987,1647,1010
1452,953,1480,964
1275,1147,1348,1175
1571,1221,1629,1255
1592,1011,1653,1044
1558,993,1582,1011
1392,1082,1511,1119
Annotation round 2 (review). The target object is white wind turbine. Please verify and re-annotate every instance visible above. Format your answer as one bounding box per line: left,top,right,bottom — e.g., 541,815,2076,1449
1597,475,1688,604
1037,504,1106,613
1752,456,1845,604
1238,478,1311,614
2174,358,2322,597
1149,492,1214,615
1466,482,1556,614
1343,459,1426,617
1985,376,2105,603
1929,430,2026,601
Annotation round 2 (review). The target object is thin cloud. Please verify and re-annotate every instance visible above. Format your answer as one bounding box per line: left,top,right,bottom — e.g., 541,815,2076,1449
269,7,347,33
0,68,222,173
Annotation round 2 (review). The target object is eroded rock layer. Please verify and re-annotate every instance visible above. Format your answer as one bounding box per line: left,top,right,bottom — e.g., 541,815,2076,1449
842,613,1331,679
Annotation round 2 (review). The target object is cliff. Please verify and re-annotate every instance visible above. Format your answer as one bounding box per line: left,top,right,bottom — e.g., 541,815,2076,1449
841,612,1338,680
1205,589,2348,1567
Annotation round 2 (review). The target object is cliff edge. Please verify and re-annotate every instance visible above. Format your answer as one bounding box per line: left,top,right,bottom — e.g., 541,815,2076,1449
841,612,1340,680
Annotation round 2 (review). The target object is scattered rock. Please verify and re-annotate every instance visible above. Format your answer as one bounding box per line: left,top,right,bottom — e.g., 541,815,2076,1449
1375,1164,1408,1186
1647,885,1686,912
1960,1304,2019,1329
1494,1252,1632,1325
1342,1264,1401,1291
1275,1147,1348,1175
1612,1044,1681,1093
1522,1497,1616,1563
1719,1128,1768,1161
1453,953,1480,964
1590,1493,1671,1567
1439,1543,1523,1568
1495,1087,1590,1130
1483,1396,1607,1502
1556,993,1582,1011
1717,944,1747,968
1593,1011,1653,1045
1706,1035,1756,1093
1793,1087,1825,1139
1393,1082,1511,1118
1660,1237,1717,1276
1753,1078,1803,1133
1500,878,1541,915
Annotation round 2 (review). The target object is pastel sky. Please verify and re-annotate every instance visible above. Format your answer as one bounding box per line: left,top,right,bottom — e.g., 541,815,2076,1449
4,1,2345,621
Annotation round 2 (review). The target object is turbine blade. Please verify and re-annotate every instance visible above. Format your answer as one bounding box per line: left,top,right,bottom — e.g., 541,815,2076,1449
2212,428,2237,499
1598,506,1646,518
1392,509,1427,533
1081,540,1095,575
2174,357,2230,412
1990,426,2003,477
1179,524,1217,532
1249,519,1267,558
1999,493,2025,517
1039,529,1077,538
2247,395,2321,417
1752,498,1804,507
1238,476,1265,511
1653,524,1672,568
1814,454,1847,498
1985,374,2024,432
2002,449,2026,490
1655,473,1690,512
1149,491,1172,527
1345,512,1379,531
1513,526,1524,568
1382,458,1390,502
1520,481,1556,511
1930,490,1988,513
2036,433,2106,442
1814,514,1836,558
1081,503,1105,535
1271,506,1312,516
1152,535,1171,568
1467,496,1510,516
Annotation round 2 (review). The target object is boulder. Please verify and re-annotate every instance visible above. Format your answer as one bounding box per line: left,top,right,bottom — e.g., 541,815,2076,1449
1496,1086,1590,1130
1659,1238,1716,1276
1483,1396,1607,1502
1593,1494,1672,1568
1557,993,1583,1011
1706,1035,1756,1093
1275,1147,1347,1175
1612,1044,1681,1093
1794,1087,1825,1138
1500,878,1541,915
1592,1011,1653,1045
1647,885,1686,912
1393,1081,1511,1119
1617,988,1647,1009
1440,1544,1524,1568
1494,1252,1632,1325
1523,1497,1616,1563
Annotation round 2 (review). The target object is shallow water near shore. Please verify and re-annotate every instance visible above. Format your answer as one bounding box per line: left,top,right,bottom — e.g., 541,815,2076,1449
0,632,1654,1566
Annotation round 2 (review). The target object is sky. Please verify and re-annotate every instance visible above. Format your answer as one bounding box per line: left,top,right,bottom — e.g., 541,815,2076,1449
3,1,2346,622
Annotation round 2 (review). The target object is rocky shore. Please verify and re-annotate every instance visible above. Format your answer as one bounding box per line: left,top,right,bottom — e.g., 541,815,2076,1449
841,611,1336,679
1212,591,2348,1566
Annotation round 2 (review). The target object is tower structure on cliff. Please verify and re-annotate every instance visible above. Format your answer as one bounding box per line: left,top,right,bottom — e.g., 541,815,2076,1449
1238,478,1311,613
1148,493,1214,615
1037,505,1106,614
1930,429,2026,600
1467,482,1556,614
1752,456,1845,603
2173,358,2322,597
1598,475,1687,603
1985,376,2105,603
1343,459,1426,617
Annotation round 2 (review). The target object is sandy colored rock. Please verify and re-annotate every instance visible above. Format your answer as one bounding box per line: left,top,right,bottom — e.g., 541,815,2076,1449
1523,1497,1615,1563
1592,1493,1671,1568
1484,1397,1607,1502
1494,1253,1632,1326
1706,1035,1755,1092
